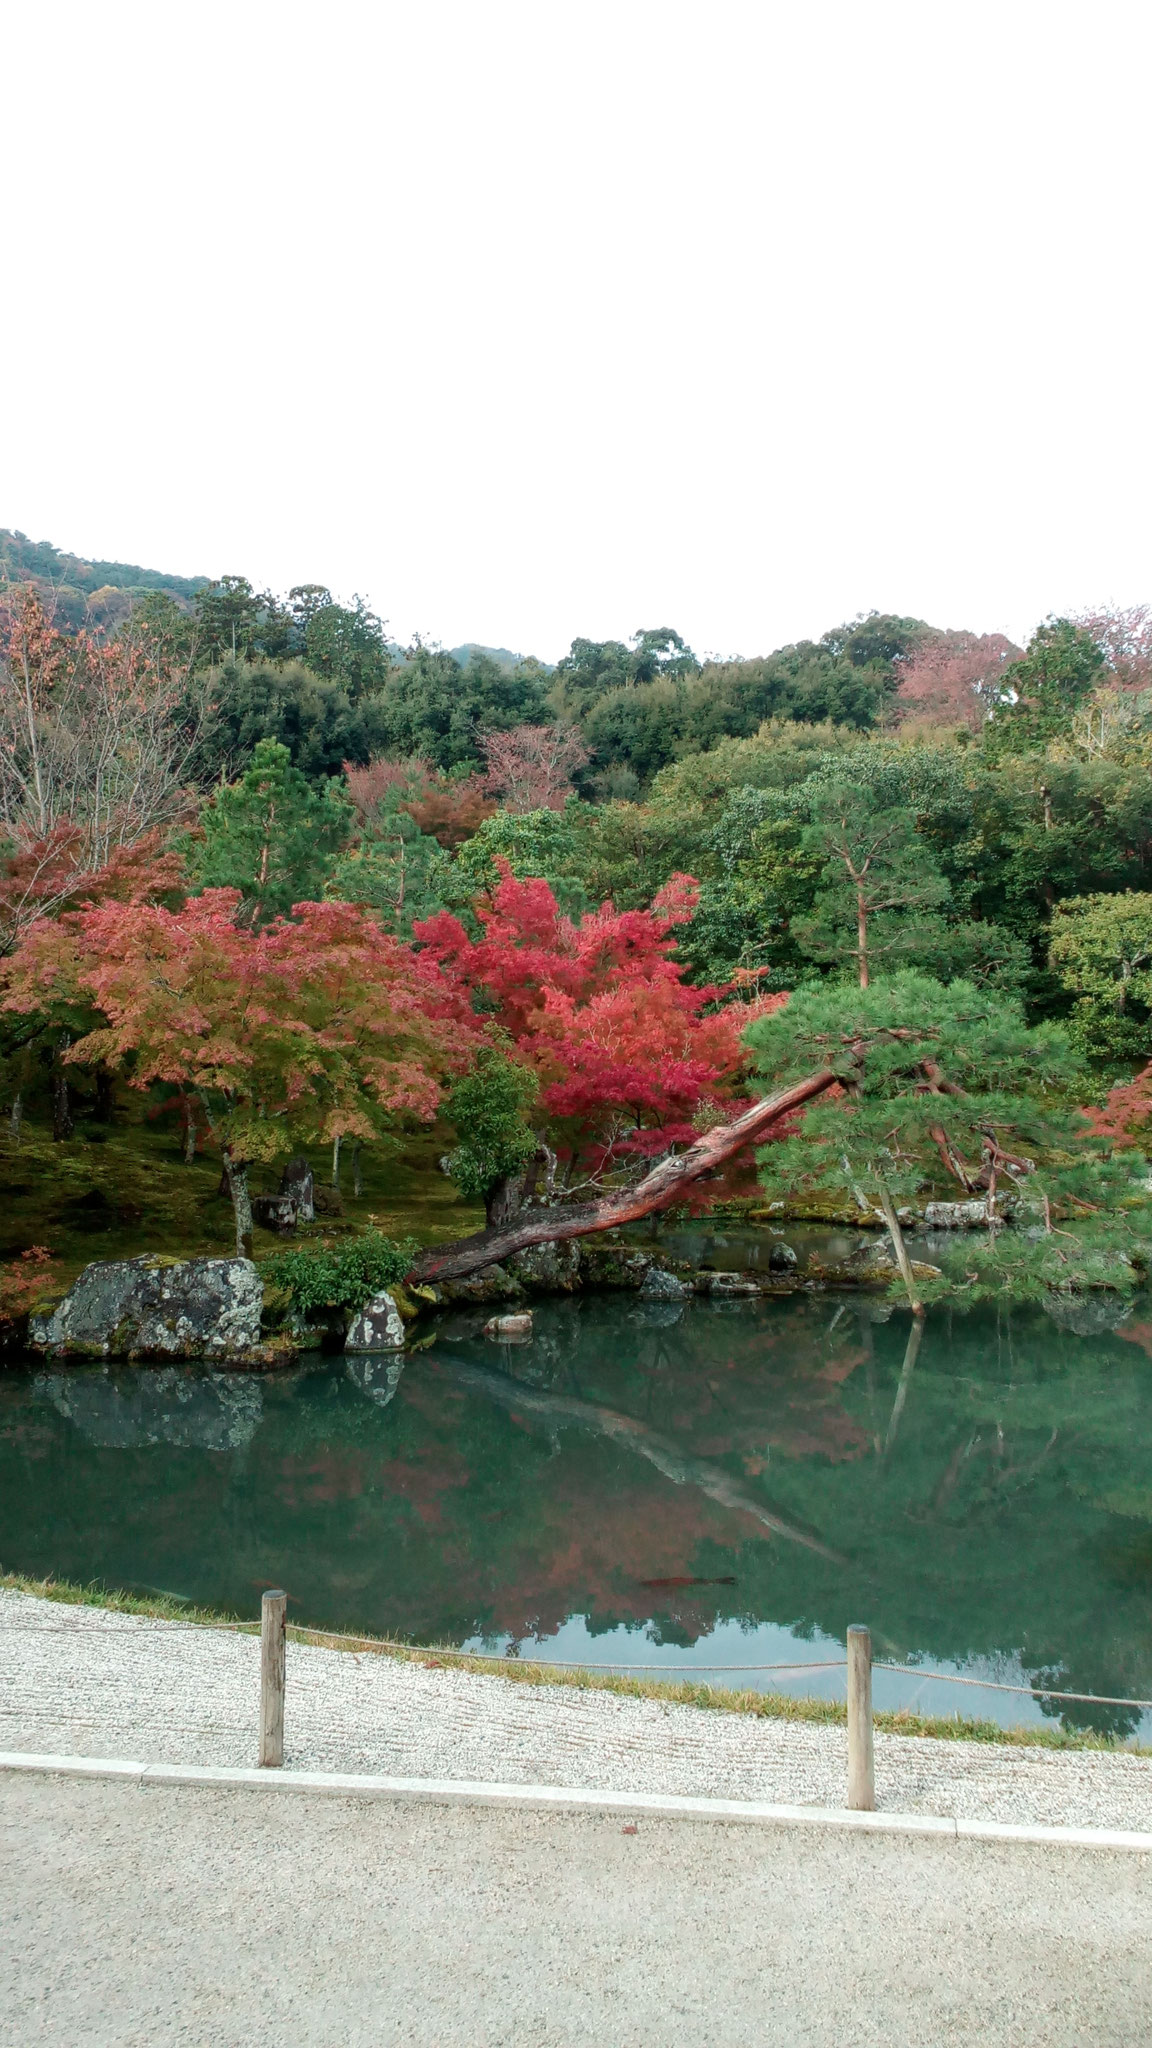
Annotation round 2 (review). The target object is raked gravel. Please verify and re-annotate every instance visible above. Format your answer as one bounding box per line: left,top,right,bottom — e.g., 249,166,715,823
2,1586,1152,1830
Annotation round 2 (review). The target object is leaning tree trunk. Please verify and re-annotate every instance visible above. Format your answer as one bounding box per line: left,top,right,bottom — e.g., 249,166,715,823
412,1068,841,1283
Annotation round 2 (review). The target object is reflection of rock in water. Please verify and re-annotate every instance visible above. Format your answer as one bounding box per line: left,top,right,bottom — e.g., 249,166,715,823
628,1303,684,1330
1043,1293,1133,1337
344,1355,405,1408
36,1368,263,1449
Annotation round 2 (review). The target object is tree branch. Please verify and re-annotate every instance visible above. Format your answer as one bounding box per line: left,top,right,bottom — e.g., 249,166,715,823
412,1065,842,1281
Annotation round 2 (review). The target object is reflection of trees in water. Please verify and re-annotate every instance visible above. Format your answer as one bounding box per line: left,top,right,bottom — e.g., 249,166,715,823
4,1293,1152,1728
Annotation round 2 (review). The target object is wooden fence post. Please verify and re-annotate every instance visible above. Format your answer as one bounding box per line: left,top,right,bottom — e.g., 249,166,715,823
259,1589,287,1768
846,1624,875,1811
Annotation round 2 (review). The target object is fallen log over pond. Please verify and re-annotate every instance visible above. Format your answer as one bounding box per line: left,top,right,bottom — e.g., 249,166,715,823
411,1067,840,1284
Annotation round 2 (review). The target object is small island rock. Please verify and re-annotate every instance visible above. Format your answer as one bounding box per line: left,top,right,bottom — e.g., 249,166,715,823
484,1311,533,1342
344,1292,406,1352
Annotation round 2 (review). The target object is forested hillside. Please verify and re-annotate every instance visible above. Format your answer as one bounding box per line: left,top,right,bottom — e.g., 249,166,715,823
2,544,1152,1310
0,529,206,634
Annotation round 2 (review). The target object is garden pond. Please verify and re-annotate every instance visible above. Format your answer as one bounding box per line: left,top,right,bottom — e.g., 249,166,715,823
4,1250,1152,1741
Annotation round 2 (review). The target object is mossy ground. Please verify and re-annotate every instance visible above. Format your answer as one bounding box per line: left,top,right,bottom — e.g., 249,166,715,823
0,1106,485,1292
3,1572,1142,1756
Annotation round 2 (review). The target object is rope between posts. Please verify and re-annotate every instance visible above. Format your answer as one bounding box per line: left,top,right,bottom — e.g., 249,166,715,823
3,1618,1152,1709
874,1664,1152,1710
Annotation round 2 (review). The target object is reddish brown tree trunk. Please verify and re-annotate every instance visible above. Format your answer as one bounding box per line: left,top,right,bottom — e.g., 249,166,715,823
412,1067,840,1283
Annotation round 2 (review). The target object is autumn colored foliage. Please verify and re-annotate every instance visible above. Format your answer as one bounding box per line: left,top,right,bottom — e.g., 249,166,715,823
416,865,783,1176
2,889,471,1248
1082,1062,1152,1144
480,722,589,813
894,630,1020,732
344,756,495,850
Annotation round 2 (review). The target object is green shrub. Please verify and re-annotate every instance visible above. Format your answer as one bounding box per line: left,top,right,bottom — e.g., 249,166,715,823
263,1231,417,1316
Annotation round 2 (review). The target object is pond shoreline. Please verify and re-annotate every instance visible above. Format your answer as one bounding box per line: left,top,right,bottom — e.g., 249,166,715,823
3,1587,1152,1831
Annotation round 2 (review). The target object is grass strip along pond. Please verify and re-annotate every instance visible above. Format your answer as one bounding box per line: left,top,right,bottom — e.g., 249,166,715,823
5,1287,1152,1747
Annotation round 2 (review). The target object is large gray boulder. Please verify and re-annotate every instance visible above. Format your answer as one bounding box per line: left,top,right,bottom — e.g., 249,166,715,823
1043,1291,1132,1337
638,1266,692,1302
344,1291,406,1352
28,1257,264,1361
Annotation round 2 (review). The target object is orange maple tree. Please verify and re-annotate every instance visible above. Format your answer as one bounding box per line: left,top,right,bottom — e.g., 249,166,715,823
2,891,472,1252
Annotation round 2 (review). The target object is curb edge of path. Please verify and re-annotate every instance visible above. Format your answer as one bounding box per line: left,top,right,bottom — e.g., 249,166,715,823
3,1750,1152,1851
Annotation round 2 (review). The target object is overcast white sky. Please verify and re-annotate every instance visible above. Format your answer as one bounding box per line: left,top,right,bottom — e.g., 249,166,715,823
3,1,1149,662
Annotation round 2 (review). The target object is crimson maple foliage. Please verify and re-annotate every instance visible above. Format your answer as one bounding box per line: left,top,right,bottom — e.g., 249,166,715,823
416,865,784,1179
1083,1062,1152,1144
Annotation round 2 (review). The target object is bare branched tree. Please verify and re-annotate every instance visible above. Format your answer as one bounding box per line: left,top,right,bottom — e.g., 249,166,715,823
0,587,215,941
481,722,589,812
0,585,215,858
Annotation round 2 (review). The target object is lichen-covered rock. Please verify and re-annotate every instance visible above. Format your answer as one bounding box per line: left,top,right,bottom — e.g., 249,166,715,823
28,1257,264,1362
923,1198,1006,1229
278,1156,315,1223
344,1291,406,1352
809,1243,942,1289
768,1242,798,1271
437,1264,526,1306
1043,1291,1132,1336
507,1241,583,1294
638,1266,692,1301
484,1311,534,1342
251,1193,299,1234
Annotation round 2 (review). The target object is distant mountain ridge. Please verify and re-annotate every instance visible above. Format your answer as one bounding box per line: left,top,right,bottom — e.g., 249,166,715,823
449,642,546,672
0,532,549,667
0,528,207,632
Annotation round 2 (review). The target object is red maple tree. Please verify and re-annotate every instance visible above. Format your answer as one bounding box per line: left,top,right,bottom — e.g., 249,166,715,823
344,756,495,850
416,866,784,1182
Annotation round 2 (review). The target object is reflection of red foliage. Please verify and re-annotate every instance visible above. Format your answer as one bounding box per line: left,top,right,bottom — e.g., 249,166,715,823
1116,1323,1152,1360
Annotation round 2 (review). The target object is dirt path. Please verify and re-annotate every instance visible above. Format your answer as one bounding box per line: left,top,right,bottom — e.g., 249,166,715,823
4,1771,1151,2046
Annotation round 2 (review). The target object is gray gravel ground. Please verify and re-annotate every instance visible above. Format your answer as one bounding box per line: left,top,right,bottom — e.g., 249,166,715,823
3,1771,1152,2047
4,1588,1152,1829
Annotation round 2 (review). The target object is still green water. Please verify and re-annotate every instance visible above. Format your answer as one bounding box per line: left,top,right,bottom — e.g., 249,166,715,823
4,1282,1152,1737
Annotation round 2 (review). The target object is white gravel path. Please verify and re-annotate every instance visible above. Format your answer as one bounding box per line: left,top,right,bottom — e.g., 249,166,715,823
3,1587,1152,1830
